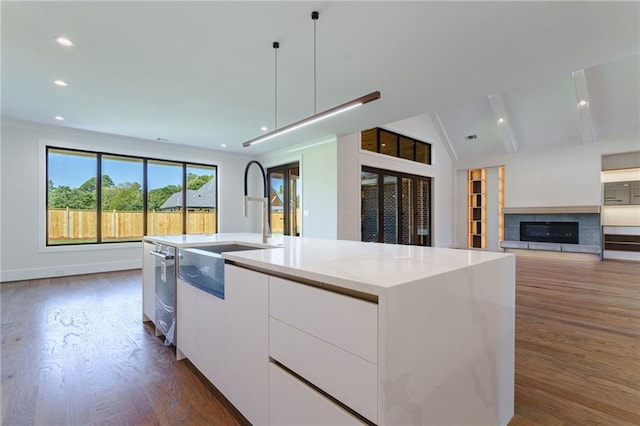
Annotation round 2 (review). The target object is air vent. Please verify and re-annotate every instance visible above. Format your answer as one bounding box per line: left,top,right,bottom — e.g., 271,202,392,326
465,134,478,141
156,137,169,142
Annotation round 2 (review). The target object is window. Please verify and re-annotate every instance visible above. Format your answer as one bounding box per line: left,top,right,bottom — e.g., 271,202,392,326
101,155,143,242
268,162,301,236
47,149,98,244
360,128,432,165
361,166,431,246
46,147,217,246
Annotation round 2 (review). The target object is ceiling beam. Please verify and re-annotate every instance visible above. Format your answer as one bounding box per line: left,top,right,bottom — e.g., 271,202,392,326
488,94,518,154
429,111,458,161
572,69,596,144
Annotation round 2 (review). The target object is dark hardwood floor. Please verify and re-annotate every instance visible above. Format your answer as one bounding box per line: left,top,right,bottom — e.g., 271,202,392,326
1,256,638,425
1,270,240,425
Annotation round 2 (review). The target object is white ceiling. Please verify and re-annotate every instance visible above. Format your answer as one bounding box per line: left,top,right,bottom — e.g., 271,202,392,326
2,1,639,156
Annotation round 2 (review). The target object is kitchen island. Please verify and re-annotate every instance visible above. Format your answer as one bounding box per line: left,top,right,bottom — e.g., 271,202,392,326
142,233,515,425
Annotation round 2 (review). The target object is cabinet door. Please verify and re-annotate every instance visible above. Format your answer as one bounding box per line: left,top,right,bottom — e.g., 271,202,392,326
604,182,631,205
631,181,640,205
224,265,269,425
176,278,197,361
269,363,364,425
197,290,225,390
142,242,156,323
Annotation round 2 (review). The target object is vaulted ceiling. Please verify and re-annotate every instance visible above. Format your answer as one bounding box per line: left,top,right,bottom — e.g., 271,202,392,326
2,2,639,157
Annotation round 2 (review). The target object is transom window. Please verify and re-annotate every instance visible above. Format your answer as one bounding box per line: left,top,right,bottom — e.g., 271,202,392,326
361,128,432,165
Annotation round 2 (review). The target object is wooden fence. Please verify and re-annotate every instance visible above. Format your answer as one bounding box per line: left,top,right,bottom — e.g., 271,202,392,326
48,208,217,241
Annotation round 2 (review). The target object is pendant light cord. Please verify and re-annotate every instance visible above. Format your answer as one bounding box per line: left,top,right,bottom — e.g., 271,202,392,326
312,11,319,115
273,41,279,129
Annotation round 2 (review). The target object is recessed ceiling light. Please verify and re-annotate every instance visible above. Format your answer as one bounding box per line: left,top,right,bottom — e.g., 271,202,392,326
578,100,587,106
221,144,227,148
53,80,68,87
497,118,505,124
55,36,73,47
260,126,268,132
54,116,64,121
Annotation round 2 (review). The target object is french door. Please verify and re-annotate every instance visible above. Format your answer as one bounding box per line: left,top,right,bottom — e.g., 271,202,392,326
268,162,301,236
361,166,431,246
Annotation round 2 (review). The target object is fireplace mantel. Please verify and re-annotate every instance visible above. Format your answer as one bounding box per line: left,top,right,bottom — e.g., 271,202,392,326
503,206,600,215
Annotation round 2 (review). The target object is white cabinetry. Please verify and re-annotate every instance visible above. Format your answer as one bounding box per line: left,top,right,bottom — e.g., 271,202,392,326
142,242,156,323
224,265,269,425
176,278,197,360
176,278,226,391
197,289,225,389
269,363,364,425
269,276,378,424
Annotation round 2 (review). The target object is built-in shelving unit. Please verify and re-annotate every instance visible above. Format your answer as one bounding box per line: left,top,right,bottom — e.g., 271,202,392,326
468,169,487,249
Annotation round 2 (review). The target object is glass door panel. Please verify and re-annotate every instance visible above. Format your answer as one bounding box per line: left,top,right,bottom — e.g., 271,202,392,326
383,175,398,244
288,167,301,236
401,177,413,244
361,170,379,242
269,170,285,236
416,179,431,246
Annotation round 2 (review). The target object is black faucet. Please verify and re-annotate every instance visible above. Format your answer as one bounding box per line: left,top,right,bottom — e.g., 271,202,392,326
243,160,271,242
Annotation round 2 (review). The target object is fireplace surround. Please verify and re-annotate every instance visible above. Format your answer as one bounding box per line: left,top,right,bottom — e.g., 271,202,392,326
501,206,601,256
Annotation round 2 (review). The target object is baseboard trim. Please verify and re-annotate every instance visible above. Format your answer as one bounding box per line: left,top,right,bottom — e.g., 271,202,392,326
0,260,141,283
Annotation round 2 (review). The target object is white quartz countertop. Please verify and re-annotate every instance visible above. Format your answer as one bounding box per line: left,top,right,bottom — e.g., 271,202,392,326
143,233,512,296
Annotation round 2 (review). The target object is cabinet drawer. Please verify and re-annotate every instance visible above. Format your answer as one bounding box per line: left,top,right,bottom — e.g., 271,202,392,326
269,363,365,425
269,276,378,363
270,318,377,423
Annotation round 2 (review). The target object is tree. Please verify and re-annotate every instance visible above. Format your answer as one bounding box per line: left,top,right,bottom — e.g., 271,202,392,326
48,185,95,209
147,185,182,210
102,182,143,211
186,173,214,190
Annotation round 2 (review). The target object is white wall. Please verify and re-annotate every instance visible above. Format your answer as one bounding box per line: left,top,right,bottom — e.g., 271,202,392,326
0,118,256,282
259,137,338,239
456,139,640,209
337,114,455,247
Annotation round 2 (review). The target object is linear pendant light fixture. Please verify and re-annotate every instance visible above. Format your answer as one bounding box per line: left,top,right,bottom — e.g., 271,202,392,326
242,11,380,148
243,91,380,147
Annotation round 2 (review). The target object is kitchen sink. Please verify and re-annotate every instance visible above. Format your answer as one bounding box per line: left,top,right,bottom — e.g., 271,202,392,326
195,244,269,254
178,244,268,299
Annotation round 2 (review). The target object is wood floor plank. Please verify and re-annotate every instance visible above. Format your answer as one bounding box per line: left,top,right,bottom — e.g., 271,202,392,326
1,271,244,425
511,256,640,425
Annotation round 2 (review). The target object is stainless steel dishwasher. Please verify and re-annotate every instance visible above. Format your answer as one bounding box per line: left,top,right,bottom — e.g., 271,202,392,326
150,243,176,346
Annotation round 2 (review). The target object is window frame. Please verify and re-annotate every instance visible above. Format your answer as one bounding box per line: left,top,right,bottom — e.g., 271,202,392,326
45,145,218,247
360,128,432,165
361,165,432,246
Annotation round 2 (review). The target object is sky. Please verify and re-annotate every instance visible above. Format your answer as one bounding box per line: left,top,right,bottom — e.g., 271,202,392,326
48,151,215,189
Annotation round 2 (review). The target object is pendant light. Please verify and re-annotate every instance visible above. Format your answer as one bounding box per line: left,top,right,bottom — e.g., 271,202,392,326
242,11,380,148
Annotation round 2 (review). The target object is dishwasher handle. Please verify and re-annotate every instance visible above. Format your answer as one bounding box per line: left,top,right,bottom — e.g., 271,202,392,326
150,250,175,260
